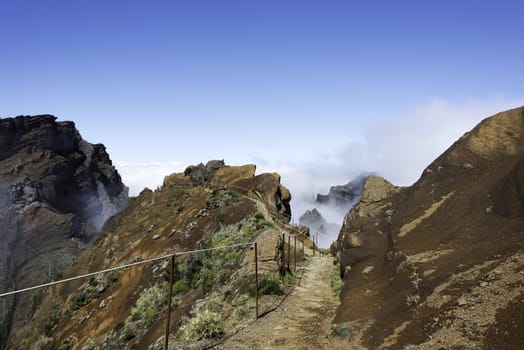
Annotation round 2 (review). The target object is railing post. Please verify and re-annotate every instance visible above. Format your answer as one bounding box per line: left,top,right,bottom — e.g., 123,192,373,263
317,236,321,257
293,236,297,273
255,242,259,319
281,233,286,277
165,255,175,350
287,235,291,272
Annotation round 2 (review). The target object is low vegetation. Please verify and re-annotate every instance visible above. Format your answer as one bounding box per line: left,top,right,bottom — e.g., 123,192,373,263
57,337,72,350
181,310,226,341
326,323,350,338
182,212,271,293
67,272,118,312
127,281,171,328
256,273,284,296
330,265,344,294
44,303,61,336
206,189,241,208
405,294,420,308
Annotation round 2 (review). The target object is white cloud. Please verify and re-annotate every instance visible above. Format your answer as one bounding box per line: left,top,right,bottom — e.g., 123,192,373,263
367,96,524,185
253,96,524,246
114,161,185,196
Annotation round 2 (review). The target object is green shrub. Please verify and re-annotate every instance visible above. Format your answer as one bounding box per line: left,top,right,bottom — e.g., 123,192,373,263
194,267,215,293
215,213,226,225
334,323,350,336
172,279,191,295
119,327,135,345
182,310,225,341
44,303,61,336
257,273,283,296
326,323,350,338
68,273,119,312
206,190,241,208
206,298,222,313
230,294,254,324
127,281,168,328
58,338,72,350
330,266,344,294
283,271,296,286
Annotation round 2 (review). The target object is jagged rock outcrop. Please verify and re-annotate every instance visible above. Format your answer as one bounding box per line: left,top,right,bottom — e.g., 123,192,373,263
0,115,128,349
299,208,326,229
316,175,367,206
337,176,399,277
230,172,292,222
164,162,291,222
335,106,524,349
299,208,339,237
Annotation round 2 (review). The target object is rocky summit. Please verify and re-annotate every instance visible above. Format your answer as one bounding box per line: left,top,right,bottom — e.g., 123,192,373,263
316,175,367,207
334,106,524,349
0,115,128,349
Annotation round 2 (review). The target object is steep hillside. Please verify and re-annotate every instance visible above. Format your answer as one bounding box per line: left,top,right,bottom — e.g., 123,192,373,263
14,161,295,349
335,106,524,349
0,115,128,349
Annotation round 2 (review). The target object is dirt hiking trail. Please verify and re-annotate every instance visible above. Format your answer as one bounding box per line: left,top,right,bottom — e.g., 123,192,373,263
218,254,349,350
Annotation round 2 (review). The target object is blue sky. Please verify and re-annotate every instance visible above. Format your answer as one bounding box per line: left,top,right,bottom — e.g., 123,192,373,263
2,1,524,207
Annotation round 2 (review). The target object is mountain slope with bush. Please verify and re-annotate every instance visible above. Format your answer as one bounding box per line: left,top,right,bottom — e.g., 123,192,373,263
13,161,297,349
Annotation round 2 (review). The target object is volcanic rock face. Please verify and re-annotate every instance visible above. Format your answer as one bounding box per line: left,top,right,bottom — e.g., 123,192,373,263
0,115,128,349
335,106,524,349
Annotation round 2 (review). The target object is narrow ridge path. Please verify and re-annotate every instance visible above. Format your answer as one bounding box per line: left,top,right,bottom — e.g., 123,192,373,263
218,254,348,350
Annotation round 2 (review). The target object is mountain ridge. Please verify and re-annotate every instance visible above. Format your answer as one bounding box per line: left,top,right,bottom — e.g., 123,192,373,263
334,105,524,349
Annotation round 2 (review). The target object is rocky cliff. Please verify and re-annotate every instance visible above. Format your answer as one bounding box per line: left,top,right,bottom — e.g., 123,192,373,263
335,106,524,349
0,115,128,349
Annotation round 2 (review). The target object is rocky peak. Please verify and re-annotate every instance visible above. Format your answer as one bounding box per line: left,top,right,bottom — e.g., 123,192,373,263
316,175,367,206
299,208,326,227
359,175,398,203
183,159,226,186
0,115,128,349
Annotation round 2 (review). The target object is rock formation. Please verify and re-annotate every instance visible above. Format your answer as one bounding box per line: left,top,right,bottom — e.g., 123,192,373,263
0,115,128,349
316,175,367,206
299,175,367,247
335,106,524,349
298,208,339,238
